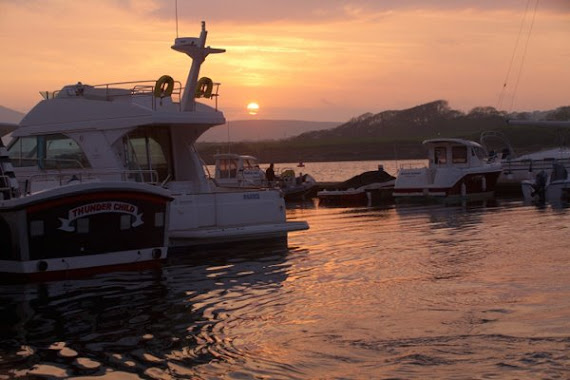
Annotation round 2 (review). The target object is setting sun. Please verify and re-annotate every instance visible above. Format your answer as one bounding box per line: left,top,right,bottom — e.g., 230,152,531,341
247,102,260,115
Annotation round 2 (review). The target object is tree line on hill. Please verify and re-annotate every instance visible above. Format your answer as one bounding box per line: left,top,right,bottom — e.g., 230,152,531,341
197,100,570,164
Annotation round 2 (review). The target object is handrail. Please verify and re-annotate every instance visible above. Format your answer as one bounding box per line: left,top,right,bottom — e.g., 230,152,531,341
48,79,221,111
23,169,159,195
10,157,87,170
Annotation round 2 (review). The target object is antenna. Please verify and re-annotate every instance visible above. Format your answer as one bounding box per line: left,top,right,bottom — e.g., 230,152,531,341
175,0,179,38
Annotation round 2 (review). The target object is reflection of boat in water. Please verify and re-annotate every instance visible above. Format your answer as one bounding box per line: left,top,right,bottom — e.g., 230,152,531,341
393,138,502,201
521,162,570,204
0,140,172,282
0,239,292,374
4,22,308,248
317,166,395,206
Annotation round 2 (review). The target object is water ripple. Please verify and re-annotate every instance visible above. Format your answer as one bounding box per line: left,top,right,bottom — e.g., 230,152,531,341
1,199,570,378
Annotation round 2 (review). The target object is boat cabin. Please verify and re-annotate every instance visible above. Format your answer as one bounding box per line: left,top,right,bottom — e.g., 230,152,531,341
214,153,265,187
425,138,488,169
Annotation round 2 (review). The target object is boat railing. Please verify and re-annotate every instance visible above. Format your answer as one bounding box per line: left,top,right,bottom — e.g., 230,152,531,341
9,157,88,171
398,162,428,171
23,169,159,195
47,79,222,111
501,156,570,174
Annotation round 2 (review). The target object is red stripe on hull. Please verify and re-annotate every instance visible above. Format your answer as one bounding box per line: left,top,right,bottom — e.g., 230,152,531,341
0,259,165,284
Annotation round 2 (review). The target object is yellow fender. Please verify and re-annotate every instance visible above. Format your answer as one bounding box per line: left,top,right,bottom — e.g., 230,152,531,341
154,75,174,98
195,77,214,98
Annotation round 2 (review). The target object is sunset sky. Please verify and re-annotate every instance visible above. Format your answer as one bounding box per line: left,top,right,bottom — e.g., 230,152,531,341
0,0,568,122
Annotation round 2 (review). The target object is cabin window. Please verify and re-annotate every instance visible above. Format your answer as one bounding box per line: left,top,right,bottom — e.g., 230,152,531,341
8,134,89,169
473,147,486,160
217,159,237,178
434,147,447,164
43,135,89,169
243,159,257,169
155,212,165,227
29,220,45,237
452,146,468,164
120,215,132,230
8,137,38,167
76,218,90,234
124,127,173,183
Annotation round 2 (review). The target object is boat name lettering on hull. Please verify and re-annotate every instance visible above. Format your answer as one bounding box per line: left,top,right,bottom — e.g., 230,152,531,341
243,193,260,200
58,201,143,232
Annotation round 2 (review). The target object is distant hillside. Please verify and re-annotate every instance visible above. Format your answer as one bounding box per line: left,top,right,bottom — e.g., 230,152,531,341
291,100,570,143
197,100,570,164
0,106,24,124
199,119,341,142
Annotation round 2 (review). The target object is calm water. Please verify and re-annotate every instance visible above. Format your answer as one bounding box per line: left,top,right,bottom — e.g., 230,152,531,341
1,161,570,379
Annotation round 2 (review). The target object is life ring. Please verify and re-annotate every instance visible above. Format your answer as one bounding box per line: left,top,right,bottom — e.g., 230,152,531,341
154,75,174,98
195,77,213,98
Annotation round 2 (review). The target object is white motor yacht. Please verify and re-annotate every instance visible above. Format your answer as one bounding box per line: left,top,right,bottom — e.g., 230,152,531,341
5,22,308,248
393,138,502,201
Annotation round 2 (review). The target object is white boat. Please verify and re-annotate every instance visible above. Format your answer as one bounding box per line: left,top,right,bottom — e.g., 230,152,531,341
213,154,318,201
277,168,319,201
393,138,502,201
0,140,172,281
521,162,570,204
213,153,266,188
481,130,570,185
4,22,308,248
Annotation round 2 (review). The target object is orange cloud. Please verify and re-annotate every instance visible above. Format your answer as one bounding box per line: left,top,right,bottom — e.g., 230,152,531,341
0,1,568,122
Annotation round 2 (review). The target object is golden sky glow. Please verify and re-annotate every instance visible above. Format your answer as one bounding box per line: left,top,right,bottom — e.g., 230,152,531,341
0,1,568,121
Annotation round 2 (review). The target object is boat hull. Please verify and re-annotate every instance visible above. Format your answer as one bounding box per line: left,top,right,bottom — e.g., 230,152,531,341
283,184,319,202
393,170,502,200
166,188,308,244
0,182,171,281
318,189,370,206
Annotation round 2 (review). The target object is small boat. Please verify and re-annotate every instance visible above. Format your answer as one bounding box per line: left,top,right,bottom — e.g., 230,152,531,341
4,22,308,248
0,140,172,282
393,138,502,201
278,168,318,201
318,166,396,206
521,162,570,204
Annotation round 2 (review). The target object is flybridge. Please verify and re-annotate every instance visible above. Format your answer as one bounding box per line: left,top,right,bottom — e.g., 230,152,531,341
37,21,226,113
